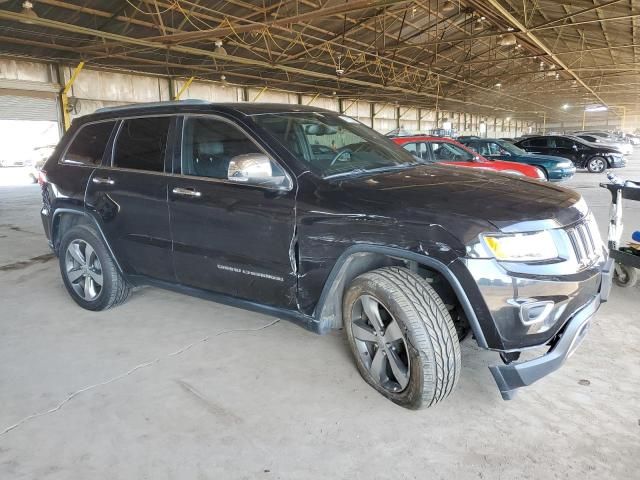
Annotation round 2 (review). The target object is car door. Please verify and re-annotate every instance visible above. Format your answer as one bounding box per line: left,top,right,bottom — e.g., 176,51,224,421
167,115,297,308
551,137,578,162
85,116,175,281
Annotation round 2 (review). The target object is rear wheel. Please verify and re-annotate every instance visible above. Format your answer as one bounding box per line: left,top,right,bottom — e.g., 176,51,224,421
59,225,130,310
587,157,607,173
343,267,461,409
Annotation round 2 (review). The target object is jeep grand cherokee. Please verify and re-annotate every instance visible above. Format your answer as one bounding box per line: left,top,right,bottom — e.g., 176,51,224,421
39,101,613,408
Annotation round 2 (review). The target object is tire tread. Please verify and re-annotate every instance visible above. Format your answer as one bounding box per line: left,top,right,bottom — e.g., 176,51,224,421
345,266,461,408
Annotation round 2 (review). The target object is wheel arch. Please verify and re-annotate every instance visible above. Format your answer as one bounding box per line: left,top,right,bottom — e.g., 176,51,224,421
313,244,488,347
51,208,124,273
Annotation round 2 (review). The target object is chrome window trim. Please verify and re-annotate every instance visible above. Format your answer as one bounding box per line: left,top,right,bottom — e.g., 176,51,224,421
178,113,294,192
58,118,118,167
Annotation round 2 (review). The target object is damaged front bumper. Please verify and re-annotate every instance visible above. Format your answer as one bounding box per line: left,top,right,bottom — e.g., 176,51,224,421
488,258,613,400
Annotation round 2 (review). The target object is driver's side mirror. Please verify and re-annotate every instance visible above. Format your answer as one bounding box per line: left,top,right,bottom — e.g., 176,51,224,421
572,144,579,151
473,155,481,162
228,153,289,190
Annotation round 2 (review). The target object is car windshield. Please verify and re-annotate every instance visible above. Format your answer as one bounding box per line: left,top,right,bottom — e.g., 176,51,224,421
252,112,420,178
496,140,528,155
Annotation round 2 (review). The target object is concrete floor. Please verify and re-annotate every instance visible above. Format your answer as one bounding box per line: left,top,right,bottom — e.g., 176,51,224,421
1,157,639,479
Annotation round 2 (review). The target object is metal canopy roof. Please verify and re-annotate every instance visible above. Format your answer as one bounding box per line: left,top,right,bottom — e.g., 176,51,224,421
0,0,638,123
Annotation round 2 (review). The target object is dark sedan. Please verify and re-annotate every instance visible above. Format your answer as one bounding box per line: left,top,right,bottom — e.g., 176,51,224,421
514,135,625,173
459,138,576,182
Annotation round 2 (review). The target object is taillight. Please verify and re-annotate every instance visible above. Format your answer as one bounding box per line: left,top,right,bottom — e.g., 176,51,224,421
38,170,47,186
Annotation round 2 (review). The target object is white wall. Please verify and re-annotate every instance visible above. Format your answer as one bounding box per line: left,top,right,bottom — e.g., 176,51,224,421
0,58,572,138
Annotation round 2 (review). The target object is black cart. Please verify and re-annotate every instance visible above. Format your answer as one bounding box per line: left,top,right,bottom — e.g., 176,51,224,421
600,174,640,287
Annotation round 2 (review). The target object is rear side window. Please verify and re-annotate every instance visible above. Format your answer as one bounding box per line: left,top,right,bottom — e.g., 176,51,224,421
401,142,428,160
554,137,574,149
113,117,170,172
63,121,116,166
523,137,547,148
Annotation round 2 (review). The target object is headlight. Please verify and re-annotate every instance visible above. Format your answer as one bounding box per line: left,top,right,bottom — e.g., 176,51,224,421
483,231,559,262
502,169,524,176
557,161,573,168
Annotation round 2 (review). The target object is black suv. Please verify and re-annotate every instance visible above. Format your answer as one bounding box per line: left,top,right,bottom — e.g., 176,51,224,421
39,101,613,408
514,135,625,173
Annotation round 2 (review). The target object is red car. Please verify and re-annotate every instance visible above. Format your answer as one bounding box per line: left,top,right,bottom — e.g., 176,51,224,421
391,135,546,181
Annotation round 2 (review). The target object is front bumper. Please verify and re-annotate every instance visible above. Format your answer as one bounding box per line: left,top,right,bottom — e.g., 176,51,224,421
609,156,626,168
549,166,576,182
489,257,613,400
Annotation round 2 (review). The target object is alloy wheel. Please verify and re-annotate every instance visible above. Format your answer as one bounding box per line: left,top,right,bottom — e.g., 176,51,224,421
589,158,605,173
350,294,411,392
64,239,103,301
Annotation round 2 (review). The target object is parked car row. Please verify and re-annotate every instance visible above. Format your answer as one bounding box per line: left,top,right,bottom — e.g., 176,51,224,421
388,127,635,179
390,134,578,181
390,135,548,181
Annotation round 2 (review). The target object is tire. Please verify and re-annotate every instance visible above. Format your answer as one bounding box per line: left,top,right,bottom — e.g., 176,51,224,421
613,263,638,288
587,157,607,173
343,266,461,409
58,224,130,310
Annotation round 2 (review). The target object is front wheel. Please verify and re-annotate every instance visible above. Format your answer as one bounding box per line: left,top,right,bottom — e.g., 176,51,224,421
614,263,638,288
587,157,607,173
343,267,461,409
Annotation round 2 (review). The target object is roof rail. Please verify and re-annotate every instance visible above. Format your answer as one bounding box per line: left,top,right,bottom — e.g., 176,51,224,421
94,99,211,114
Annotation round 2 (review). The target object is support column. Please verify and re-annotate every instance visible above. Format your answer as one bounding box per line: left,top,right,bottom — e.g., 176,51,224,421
60,61,84,132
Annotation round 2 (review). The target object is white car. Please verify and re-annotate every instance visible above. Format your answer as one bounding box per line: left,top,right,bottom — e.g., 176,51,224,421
575,133,633,155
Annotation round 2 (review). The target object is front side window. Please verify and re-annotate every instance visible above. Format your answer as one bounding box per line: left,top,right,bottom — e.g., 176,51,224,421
475,141,502,156
554,137,574,149
113,117,170,172
182,116,288,188
526,137,548,148
428,142,474,162
63,121,116,166
253,112,418,178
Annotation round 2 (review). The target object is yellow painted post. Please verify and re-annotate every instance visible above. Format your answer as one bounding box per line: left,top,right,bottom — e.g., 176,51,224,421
306,92,320,105
582,110,586,130
61,61,85,131
252,86,268,102
173,76,194,100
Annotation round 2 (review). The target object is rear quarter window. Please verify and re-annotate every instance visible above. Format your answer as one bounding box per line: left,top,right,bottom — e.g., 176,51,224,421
62,121,116,166
525,138,547,148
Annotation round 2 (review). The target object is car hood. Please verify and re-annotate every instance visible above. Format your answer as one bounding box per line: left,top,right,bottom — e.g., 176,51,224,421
478,159,531,170
323,164,586,234
519,153,573,164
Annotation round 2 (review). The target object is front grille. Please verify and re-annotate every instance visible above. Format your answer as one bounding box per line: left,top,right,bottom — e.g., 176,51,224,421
566,215,602,268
